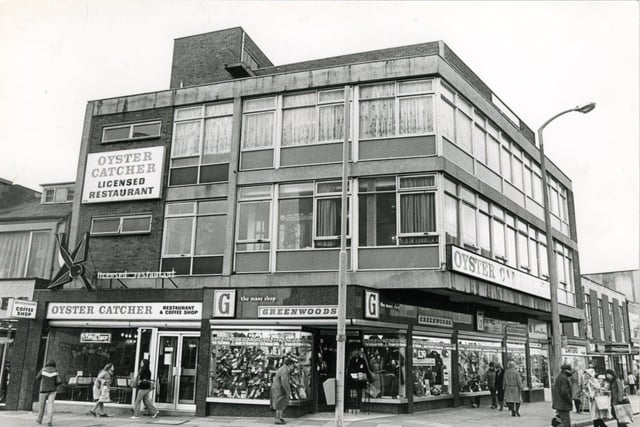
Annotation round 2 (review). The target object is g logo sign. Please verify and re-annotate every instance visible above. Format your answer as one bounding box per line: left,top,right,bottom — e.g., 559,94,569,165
364,290,379,319
214,290,236,318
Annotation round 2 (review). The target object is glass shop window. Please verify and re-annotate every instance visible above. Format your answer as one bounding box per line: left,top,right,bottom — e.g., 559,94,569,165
506,342,528,390
530,344,550,389
45,328,137,403
208,330,312,402
411,336,452,398
457,339,502,393
363,333,407,399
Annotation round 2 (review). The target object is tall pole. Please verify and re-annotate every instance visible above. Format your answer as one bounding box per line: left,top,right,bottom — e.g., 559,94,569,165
537,103,595,382
335,86,351,427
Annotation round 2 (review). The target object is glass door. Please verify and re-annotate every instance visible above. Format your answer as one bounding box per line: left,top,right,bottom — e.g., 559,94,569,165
154,332,199,410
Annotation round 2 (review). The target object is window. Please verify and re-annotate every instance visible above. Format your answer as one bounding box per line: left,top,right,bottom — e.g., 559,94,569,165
363,333,407,399
102,121,161,142
458,340,502,393
236,186,272,252
398,176,436,244
492,207,506,260
170,103,232,186
42,186,74,204
584,294,593,339
315,181,350,248
486,134,501,173
412,336,452,398
162,200,226,275
619,304,626,343
91,215,152,236
597,299,606,340
209,330,312,401
278,183,313,249
528,228,539,276
242,97,276,150
609,302,616,342
438,83,475,153
359,176,398,246
360,79,434,139
0,230,49,278
282,90,345,146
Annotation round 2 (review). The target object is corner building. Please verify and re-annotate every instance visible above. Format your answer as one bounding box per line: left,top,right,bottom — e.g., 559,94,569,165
11,27,585,416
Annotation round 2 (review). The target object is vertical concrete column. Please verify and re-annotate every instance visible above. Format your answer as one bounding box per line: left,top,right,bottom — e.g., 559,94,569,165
222,96,242,277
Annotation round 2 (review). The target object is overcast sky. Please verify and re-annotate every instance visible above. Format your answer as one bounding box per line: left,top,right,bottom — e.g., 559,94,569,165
0,0,638,274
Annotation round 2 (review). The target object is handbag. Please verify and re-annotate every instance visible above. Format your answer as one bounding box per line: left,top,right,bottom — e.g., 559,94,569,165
594,394,611,410
614,403,634,424
98,385,111,403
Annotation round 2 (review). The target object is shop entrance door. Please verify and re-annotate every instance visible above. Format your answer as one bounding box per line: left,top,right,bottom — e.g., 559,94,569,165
154,332,199,411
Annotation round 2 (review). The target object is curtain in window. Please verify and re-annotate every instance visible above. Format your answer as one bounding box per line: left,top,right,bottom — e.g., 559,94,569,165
242,112,274,150
400,193,435,233
0,232,30,278
278,198,313,249
399,96,433,135
172,121,201,157
318,104,344,142
26,231,50,278
317,199,341,237
359,99,395,139
204,116,232,155
282,107,316,146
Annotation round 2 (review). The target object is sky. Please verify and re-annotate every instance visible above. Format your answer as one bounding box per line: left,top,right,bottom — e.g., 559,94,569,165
0,0,638,274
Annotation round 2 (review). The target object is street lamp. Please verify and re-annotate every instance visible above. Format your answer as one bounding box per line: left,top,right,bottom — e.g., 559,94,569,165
537,102,596,383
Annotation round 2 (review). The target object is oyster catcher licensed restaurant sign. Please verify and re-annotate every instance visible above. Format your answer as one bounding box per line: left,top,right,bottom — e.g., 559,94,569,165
82,146,164,203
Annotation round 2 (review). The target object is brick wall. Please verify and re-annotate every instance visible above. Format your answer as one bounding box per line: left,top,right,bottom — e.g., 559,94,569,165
77,107,174,277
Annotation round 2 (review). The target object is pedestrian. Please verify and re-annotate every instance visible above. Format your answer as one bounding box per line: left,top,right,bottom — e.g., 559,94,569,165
627,372,636,396
89,363,114,418
552,363,574,427
130,359,159,420
584,368,608,427
605,369,629,427
503,360,523,417
570,367,582,413
485,362,497,409
495,362,505,411
35,360,62,426
271,357,294,425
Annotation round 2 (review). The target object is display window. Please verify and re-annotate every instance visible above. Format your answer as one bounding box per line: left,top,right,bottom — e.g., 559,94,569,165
363,333,407,399
411,336,452,398
45,327,137,403
208,330,312,402
530,343,550,389
458,339,502,393
506,341,528,390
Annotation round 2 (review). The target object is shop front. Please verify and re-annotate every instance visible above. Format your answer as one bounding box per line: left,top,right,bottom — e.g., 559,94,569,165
42,301,202,413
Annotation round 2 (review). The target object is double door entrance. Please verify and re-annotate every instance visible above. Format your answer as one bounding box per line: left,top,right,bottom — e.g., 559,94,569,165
137,330,199,411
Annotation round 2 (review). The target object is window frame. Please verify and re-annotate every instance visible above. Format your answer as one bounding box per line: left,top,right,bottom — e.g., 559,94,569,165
90,214,153,236
101,121,162,143
235,186,273,252
281,89,346,147
241,96,277,152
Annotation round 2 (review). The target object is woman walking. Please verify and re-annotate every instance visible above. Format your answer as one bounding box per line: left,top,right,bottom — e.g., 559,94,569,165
271,358,294,425
584,369,608,427
89,363,114,418
503,360,523,417
606,369,630,427
130,359,159,420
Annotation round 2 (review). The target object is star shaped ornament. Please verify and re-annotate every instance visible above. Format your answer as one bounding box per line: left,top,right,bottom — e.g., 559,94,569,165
49,233,94,291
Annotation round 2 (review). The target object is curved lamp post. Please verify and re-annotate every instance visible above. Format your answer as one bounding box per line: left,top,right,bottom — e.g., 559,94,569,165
538,102,595,383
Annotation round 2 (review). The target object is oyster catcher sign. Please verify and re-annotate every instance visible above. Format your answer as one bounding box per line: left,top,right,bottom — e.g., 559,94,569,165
46,302,202,320
82,146,164,203
449,245,550,300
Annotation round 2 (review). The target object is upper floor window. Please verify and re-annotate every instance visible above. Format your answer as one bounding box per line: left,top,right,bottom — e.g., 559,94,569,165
42,186,74,204
359,175,437,247
609,301,617,342
0,230,49,279
170,103,232,186
597,299,606,340
102,121,161,143
584,294,593,339
242,97,276,151
90,214,152,236
236,186,272,252
282,90,345,146
161,200,226,275
359,79,434,139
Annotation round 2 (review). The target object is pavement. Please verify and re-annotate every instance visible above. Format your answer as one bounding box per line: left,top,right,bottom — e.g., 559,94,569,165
2,396,638,427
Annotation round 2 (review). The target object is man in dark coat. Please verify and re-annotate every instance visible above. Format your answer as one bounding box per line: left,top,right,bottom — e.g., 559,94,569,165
271,358,294,425
495,363,505,411
552,364,574,427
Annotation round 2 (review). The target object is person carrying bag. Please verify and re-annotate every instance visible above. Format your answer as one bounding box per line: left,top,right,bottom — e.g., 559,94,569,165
606,369,633,427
